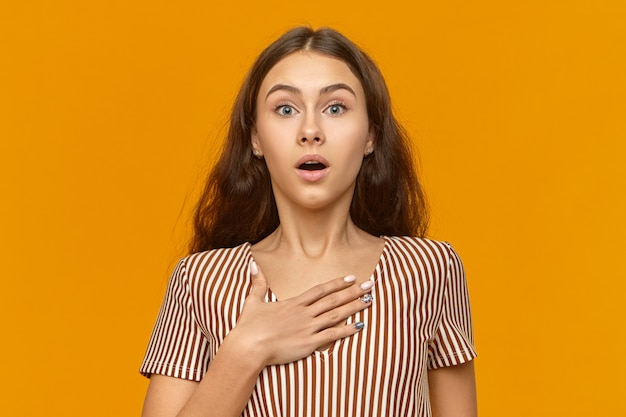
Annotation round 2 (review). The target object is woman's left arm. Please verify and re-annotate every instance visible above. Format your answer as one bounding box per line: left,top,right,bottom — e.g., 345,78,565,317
428,360,477,417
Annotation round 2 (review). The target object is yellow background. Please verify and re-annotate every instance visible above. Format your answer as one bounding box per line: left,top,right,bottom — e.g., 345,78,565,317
2,0,624,415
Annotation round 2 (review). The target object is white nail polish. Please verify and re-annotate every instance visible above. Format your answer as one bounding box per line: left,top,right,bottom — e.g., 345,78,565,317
250,261,258,275
360,280,374,290
344,275,356,282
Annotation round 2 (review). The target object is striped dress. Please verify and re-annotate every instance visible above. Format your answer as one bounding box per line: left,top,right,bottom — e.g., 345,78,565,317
140,236,476,416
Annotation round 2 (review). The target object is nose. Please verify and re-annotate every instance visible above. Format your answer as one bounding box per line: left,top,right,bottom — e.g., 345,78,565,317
298,113,325,145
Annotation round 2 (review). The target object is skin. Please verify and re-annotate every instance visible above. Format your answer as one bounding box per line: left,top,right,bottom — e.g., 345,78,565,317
250,51,381,299
141,51,477,417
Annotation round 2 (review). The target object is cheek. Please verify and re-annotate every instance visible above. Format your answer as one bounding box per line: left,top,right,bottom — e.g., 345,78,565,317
331,122,371,151
330,111,369,137
256,119,298,150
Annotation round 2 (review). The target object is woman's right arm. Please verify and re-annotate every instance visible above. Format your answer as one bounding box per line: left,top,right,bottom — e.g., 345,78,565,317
141,334,265,417
141,261,373,417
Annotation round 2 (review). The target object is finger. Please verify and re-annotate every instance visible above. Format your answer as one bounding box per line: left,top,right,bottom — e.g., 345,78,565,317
293,275,357,305
309,279,374,317
248,260,268,300
313,295,373,329
313,320,367,348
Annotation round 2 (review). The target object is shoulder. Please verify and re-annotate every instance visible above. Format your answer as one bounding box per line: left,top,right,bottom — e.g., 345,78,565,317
385,236,454,258
383,236,461,274
179,242,252,283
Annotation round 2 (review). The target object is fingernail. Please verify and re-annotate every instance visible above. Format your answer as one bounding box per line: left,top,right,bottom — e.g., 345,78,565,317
250,260,258,275
360,280,374,290
354,322,365,330
361,293,373,303
344,275,356,283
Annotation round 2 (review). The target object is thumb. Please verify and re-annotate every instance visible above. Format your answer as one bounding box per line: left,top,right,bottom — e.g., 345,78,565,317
249,260,268,299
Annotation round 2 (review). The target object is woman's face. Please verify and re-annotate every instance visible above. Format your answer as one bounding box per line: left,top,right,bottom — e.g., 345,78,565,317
252,51,373,212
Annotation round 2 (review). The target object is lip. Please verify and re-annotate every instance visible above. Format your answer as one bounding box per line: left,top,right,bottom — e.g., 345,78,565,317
294,154,330,182
294,154,331,168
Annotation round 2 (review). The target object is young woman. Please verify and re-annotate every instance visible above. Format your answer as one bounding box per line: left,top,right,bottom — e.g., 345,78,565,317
140,27,477,417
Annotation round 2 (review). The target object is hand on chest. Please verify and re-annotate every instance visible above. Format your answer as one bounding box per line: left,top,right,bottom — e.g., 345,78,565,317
254,249,382,301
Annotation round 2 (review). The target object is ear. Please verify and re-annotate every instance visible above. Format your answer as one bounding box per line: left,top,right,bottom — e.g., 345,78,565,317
364,129,375,156
251,128,263,157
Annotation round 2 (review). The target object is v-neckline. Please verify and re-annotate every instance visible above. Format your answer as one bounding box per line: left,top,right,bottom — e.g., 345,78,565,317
246,236,389,302
245,236,390,357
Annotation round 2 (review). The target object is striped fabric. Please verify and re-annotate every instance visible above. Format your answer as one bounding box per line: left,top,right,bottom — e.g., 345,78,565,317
140,236,476,416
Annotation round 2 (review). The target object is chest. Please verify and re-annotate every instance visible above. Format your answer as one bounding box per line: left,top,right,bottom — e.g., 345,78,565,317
252,244,385,300
189,251,448,350
190,254,448,416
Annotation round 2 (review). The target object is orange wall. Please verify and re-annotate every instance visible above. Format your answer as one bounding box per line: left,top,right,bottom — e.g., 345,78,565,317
1,1,624,415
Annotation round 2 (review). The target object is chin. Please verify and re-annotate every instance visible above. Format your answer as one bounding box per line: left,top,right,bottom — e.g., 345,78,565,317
296,190,354,212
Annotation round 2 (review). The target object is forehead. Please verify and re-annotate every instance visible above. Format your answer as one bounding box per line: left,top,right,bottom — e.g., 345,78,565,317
259,51,364,96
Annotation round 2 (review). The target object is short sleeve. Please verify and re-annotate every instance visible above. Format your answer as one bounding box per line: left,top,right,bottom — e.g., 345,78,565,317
139,257,210,381
427,243,477,369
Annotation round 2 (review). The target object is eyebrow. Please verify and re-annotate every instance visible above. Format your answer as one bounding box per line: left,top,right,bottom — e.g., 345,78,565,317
265,83,357,100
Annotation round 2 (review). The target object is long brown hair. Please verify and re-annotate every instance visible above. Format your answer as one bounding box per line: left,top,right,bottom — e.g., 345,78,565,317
191,27,429,253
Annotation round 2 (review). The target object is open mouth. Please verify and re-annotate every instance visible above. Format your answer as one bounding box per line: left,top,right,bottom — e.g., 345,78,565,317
298,161,327,171
295,155,330,182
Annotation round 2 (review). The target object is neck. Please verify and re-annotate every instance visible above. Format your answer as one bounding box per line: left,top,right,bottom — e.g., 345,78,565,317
264,198,366,259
